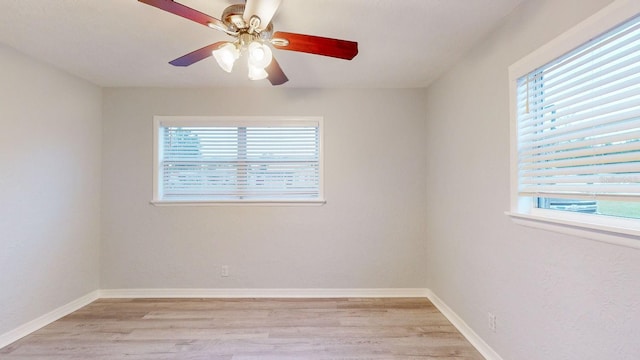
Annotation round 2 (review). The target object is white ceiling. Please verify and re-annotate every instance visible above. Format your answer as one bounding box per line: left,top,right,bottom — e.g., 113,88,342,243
0,0,526,88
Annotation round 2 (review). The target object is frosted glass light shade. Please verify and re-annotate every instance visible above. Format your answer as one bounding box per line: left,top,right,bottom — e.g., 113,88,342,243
212,43,240,73
248,64,268,80
247,42,273,70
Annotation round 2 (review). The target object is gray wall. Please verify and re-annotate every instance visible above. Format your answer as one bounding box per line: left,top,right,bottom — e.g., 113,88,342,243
424,0,640,359
101,88,429,289
3,1,640,358
0,45,102,336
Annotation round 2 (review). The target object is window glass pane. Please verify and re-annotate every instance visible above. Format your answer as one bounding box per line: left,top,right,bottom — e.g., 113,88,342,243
596,200,640,219
538,197,640,219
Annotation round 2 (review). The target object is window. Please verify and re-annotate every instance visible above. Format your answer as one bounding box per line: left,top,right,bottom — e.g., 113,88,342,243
508,0,640,244
152,116,324,204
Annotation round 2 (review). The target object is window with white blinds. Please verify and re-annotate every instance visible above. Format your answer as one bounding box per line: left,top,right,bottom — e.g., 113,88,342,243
516,13,640,204
153,116,323,203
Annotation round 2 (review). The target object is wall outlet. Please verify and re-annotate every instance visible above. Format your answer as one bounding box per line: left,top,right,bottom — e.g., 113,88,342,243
221,265,229,277
488,312,496,332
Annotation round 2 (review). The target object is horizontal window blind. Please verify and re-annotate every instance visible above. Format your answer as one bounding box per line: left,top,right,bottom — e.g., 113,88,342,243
517,14,640,201
157,118,321,201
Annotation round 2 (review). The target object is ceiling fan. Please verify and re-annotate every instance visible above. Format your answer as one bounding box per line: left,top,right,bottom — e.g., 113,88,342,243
138,0,359,85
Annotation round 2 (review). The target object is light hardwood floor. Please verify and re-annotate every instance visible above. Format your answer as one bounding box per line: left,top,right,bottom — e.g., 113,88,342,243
0,298,484,359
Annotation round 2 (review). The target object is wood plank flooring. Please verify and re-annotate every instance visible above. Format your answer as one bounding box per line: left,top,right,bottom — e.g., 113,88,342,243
0,298,484,359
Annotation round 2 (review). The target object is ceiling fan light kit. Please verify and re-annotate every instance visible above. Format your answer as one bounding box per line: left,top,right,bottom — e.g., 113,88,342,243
138,0,358,85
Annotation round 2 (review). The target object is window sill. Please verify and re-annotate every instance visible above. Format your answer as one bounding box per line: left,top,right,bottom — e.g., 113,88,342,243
505,211,640,249
150,199,327,207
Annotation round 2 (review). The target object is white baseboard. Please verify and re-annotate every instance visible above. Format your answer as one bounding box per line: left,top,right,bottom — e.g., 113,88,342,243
99,288,431,299
0,290,100,349
425,289,504,360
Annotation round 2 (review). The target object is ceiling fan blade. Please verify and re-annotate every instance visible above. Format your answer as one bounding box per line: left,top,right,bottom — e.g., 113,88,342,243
243,0,282,31
266,57,288,86
169,41,229,67
138,0,227,32
272,32,358,60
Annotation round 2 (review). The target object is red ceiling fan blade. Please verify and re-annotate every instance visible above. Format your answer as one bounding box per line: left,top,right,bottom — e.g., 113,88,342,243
169,41,228,67
272,31,358,60
266,57,288,86
138,0,227,31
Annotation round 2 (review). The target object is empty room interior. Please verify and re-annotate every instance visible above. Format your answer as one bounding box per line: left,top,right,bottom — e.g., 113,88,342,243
1,0,639,359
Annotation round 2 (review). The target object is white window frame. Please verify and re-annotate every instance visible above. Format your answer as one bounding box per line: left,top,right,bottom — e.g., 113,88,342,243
507,0,640,248
152,116,325,206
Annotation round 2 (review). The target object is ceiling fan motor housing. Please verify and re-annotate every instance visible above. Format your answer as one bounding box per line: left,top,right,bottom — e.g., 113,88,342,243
222,4,273,40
